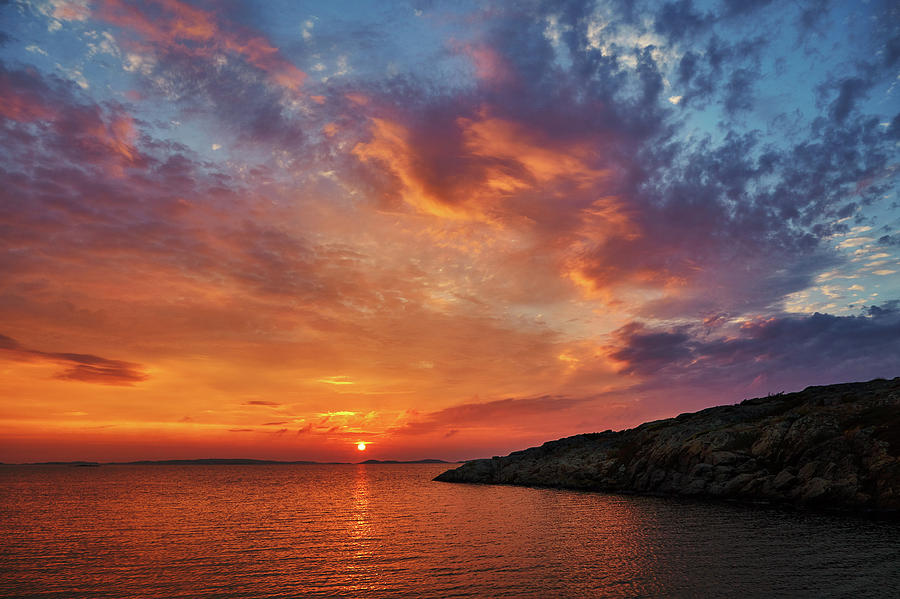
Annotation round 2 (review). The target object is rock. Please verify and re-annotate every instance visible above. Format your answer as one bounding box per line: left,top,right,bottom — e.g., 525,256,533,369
689,462,715,479
798,461,821,480
722,473,756,496
683,478,708,495
709,450,745,466
772,469,798,491
434,377,900,515
751,420,790,457
798,477,830,503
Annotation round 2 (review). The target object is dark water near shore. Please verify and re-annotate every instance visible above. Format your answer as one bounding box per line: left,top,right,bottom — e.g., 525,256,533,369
1,463,898,598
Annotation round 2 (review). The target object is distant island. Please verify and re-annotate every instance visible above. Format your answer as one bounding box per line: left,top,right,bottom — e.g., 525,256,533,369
125,458,327,465
6,458,451,466
436,377,900,514
359,459,450,464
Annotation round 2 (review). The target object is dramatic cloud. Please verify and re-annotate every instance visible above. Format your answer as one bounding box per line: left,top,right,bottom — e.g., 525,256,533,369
606,304,900,389
0,334,147,385
0,0,897,462
96,0,307,92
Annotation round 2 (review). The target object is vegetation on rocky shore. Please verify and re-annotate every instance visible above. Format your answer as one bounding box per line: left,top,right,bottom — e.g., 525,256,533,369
435,378,900,513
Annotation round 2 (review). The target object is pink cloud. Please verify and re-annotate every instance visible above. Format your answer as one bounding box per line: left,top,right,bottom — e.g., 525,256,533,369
97,0,306,93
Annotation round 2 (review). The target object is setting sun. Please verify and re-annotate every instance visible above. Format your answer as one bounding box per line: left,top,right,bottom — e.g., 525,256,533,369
2,1,898,597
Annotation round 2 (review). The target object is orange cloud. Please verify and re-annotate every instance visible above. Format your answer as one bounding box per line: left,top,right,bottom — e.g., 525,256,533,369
460,111,609,190
352,117,466,219
83,112,140,174
352,109,613,224
97,0,306,93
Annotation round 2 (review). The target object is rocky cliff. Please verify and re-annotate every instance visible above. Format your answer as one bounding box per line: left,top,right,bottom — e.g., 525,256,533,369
435,378,900,513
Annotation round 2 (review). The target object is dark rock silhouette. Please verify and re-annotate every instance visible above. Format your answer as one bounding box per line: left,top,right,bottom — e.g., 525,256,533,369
435,378,900,513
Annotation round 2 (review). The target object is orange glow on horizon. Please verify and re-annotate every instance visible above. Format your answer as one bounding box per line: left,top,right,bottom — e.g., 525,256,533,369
3,0,881,467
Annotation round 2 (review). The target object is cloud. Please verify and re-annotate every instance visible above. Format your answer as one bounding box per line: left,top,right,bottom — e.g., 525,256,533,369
1,0,898,461
654,0,713,41
51,0,90,22
394,394,589,436
606,323,693,375
723,67,757,114
351,108,615,224
96,0,306,92
721,0,775,17
827,77,873,123
0,61,144,177
605,304,900,390
337,1,898,327
317,376,354,385
70,0,314,149
0,333,147,385
0,52,574,402
0,63,64,122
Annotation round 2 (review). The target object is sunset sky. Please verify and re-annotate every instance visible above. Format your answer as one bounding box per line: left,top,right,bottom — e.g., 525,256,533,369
1,0,899,463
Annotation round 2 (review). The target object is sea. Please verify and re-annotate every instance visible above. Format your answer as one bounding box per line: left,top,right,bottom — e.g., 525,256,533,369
1,463,898,598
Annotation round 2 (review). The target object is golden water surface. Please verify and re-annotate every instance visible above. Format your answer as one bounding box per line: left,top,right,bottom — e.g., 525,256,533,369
1,463,898,598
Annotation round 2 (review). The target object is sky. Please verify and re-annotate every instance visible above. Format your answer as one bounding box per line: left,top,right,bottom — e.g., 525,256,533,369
1,0,898,463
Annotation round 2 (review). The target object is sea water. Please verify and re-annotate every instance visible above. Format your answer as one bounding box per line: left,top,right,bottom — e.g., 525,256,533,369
1,463,898,598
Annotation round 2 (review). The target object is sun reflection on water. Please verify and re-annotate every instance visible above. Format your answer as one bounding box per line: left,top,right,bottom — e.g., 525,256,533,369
350,464,372,548
342,464,384,594
2,464,898,598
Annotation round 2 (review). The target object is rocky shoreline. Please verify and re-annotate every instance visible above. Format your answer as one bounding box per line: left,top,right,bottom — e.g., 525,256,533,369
435,378,900,514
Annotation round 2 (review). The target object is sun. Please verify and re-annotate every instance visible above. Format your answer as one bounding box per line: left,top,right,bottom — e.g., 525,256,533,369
357,442,367,451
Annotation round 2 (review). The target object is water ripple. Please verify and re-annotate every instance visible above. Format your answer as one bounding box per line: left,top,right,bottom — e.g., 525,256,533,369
1,464,898,598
